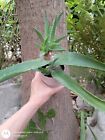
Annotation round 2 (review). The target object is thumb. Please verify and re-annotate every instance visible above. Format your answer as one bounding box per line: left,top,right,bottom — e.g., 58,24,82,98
35,71,42,79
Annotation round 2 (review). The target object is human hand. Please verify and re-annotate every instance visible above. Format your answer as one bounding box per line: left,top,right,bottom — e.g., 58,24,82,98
29,71,64,108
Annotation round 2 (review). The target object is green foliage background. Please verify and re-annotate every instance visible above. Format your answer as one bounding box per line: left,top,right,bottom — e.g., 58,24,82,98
0,0,21,69
65,0,105,89
66,0,105,62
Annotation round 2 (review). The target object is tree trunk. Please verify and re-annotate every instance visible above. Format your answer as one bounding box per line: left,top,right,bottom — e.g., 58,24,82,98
15,0,79,140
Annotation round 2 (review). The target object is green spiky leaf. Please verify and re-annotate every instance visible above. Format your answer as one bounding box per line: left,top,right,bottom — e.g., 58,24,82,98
0,58,50,82
50,12,63,40
55,35,67,43
54,52,105,71
49,45,65,51
34,28,44,41
52,70,105,111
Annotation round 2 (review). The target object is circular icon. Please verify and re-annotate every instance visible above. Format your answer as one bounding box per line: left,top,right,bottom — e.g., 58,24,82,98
1,129,11,139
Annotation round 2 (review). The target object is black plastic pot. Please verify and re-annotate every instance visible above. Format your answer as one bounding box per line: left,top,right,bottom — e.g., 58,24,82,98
40,65,64,77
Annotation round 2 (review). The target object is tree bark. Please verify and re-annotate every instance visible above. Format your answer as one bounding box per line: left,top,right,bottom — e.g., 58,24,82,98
15,0,79,140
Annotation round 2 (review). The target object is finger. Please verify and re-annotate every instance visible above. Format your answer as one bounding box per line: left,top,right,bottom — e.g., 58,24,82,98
35,71,42,79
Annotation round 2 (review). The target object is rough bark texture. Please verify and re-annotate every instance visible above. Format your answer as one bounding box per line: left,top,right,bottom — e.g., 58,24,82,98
15,0,79,140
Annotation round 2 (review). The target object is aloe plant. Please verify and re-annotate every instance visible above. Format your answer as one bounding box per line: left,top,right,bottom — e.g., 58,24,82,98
34,12,66,56
0,13,105,111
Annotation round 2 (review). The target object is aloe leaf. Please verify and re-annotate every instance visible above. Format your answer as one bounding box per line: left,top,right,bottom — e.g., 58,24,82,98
41,37,49,53
47,42,59,50
50,12,63,40
47,25,52,39
55,35,67,43
48,42,59,47
54,52,105,71
0,58,50,82
34,28,44,41
49,46,65,51
44,37,49,47
52,70,105,111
